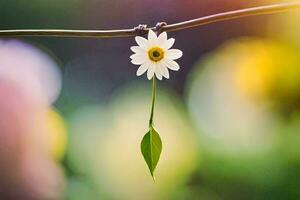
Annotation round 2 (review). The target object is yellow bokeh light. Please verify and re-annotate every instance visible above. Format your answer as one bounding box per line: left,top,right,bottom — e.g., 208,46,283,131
44,108,67,161
234,40,300,104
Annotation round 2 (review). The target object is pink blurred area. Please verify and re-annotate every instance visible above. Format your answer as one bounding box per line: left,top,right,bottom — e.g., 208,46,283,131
0,41,64,200
0,40,62,105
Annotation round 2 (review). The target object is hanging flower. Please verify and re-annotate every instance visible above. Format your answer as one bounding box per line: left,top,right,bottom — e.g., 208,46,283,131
130,30,183,80
130,29,183,179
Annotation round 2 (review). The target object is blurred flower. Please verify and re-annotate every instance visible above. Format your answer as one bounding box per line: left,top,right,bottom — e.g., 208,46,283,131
0,40,62,105
186,38,293,187
0,80,65,200
130,30,183,80
234,40,300,112
0,40,65,199
187,38,277,154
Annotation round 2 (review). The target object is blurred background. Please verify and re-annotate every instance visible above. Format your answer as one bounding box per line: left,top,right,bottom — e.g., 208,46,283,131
0,0,300,199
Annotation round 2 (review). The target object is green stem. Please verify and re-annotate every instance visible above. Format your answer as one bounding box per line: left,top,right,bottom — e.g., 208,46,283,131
149,77,156,128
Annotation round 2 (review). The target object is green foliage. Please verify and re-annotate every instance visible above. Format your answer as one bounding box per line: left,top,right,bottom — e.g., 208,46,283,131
141,127,162,179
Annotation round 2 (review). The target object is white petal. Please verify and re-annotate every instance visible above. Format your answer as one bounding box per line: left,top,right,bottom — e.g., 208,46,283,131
148,29,157,43
130,46,145,54
166,49,183,60
165,59,180,71
147,65,155,80
161,38,175,50
136,63,149,76
130,54,147,65
130,53,142,59
155,71,162,80
157,32,167,44
131,60,142,65
160,66,170,79
155,63,163,80
135,36,149,49
130,53,146,60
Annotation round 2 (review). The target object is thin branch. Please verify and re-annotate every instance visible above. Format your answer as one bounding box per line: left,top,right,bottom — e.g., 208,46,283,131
0,2,299,38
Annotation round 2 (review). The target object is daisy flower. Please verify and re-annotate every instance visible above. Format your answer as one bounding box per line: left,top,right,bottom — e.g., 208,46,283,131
130,30,183,80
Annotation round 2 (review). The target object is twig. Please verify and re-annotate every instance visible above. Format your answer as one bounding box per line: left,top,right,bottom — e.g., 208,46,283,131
0,2,299,38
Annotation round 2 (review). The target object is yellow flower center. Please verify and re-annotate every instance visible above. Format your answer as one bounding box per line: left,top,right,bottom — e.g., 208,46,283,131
148,46,164,62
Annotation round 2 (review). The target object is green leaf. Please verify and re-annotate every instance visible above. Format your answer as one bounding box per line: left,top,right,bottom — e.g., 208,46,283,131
141,127,162,179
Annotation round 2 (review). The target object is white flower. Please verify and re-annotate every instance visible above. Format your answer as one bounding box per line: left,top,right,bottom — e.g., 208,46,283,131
130,30,183,80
